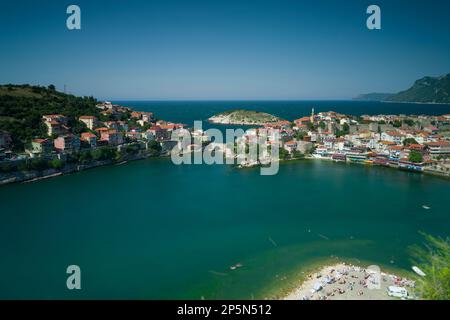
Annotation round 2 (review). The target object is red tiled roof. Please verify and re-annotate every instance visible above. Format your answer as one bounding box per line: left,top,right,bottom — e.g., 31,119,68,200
426,141,450,147
32,138,48,143
81,132,97,139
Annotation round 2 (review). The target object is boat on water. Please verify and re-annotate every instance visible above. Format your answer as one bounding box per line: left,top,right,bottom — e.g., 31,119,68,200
412,266,426,277
230,263,243,270
422,205,431,210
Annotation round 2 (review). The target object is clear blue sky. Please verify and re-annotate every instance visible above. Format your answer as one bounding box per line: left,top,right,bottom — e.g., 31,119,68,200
1,0,450,100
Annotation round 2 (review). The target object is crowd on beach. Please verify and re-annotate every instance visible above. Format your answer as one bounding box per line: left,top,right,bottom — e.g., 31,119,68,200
286,263,416,300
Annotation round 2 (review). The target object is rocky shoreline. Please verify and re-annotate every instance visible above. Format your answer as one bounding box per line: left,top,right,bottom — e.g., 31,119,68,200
0,151,165,186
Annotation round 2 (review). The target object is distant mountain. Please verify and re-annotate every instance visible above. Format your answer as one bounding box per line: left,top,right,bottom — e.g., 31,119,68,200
386,74,450,103
353,93,393,101
356,74,450,104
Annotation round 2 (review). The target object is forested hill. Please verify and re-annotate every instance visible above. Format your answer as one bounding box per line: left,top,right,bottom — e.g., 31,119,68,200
355,74,450,104
386,74,450,104
0,84,98,150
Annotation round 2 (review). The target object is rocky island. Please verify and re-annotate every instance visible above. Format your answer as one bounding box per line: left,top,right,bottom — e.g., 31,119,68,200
208,109,282,125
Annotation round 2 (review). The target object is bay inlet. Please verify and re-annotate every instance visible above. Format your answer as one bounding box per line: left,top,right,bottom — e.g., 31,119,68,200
0,101,449,299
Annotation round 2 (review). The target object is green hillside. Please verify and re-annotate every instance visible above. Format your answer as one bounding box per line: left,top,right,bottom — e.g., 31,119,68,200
386,74,450,103
0,84,98,150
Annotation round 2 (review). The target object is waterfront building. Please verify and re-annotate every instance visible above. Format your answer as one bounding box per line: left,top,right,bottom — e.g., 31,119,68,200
100,129,123,146
142,130,156,141
294,116,311,126
0,131,12,149
54,135,81,153
80,132,97,148
284,140,298,153
426,141,450,157
346,152,368,163
42,114,67,124
30,138,53,155
42,115,69,137
79,116,97,130
381,131,405,144
126,131,142,141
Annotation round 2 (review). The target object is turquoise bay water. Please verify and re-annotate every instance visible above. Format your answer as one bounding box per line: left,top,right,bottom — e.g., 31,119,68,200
0,101,449,299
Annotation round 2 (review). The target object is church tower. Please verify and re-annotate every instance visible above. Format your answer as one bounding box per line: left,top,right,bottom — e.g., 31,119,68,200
310,108,315,123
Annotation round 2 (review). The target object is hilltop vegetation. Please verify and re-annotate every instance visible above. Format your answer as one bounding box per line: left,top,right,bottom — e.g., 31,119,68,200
356,74,450,104
387,74,450,104
0,84,98,150
209,109,281,125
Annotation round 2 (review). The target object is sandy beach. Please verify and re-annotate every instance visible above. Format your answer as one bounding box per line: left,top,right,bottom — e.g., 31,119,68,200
284,263,417,300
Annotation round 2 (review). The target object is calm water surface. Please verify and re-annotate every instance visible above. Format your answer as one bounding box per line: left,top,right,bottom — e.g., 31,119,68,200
0,101,449,299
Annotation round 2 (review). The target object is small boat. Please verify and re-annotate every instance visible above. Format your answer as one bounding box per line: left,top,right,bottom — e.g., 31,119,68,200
230,263,243,270
422,205,431,210
412,266,426,277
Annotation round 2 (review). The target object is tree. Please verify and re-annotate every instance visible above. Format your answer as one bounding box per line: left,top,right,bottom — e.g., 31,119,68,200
279,147,290,160
48,159,64,169
403,138,418,146
292,150,305,159
319,121,326,130
410,233,450,300
336,123,350,137
294,131,306,140
78,151,92,163
393,120,402,128
409,150,423,163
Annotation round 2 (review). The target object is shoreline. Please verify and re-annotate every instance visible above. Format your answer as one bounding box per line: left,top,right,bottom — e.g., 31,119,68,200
381,100,450,106
283,262,417,300
0,151,168,187
2,151,449,186
238,155,450,180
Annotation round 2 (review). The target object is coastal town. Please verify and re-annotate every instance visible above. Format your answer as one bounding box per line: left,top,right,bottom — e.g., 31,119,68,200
224,108,450,177
1,100,450,184
0,101,193,184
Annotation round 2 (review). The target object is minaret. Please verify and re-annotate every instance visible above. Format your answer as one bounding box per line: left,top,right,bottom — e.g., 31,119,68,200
310,108,315,123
